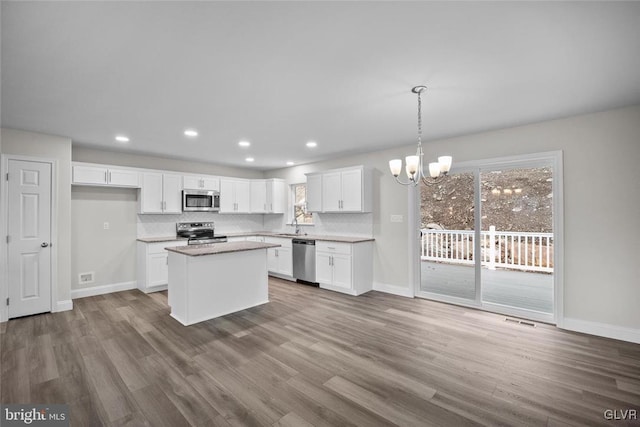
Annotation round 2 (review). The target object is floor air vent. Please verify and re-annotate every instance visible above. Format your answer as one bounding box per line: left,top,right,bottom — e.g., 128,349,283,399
78,272,95,285
505,317,536,327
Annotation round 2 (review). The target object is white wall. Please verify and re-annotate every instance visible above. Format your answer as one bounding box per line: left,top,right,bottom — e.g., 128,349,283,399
267,105,640,335
1,128,73,312
72,186,138,290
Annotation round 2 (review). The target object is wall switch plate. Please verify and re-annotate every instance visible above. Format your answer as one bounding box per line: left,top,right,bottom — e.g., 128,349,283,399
391,214,403,223
103,222,109,230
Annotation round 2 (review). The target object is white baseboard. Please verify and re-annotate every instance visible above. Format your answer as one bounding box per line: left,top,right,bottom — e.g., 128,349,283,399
0,301,73,322
372,282,414,298
562,317,640,344
54,300,73,312
71,281,137,299
268,272,296,282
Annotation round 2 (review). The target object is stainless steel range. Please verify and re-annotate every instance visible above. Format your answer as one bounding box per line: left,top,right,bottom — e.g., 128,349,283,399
176,222,228,245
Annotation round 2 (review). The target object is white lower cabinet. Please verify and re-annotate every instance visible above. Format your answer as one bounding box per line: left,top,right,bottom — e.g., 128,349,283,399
316,241,373,296
265,237,293,277
137,240,188,292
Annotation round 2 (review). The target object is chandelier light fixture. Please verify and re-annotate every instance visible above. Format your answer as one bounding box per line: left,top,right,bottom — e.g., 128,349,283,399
389,85,452,186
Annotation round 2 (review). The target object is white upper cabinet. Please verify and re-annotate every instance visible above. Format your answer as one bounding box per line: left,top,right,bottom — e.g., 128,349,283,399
250,179,286,214
183,175,220,191
139,172,183,214
74,161,289,216
72,163,139,188
307,166,371,213
322,172,342,212
250,180,268,213
267,179,287,214
220,178,251,213
339,168,363,212
306,174,323,213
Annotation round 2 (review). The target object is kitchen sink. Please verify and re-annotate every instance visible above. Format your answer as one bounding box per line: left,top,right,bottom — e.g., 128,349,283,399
274,233,302,237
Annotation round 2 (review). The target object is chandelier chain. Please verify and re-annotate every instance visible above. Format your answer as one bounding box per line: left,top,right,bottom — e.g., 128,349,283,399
417,90,422,146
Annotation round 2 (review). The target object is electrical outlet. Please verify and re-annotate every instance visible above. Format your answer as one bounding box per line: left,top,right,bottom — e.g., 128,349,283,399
103,222,109,230
391,214,403,223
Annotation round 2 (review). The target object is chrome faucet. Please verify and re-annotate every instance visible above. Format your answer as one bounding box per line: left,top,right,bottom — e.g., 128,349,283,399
292,215,301,235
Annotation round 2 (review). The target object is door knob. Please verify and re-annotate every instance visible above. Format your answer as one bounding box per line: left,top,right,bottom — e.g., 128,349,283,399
41,242,49,248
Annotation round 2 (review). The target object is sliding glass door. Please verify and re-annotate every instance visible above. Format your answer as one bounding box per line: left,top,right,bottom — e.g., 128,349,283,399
479,166,554,317
416,153,560,323
419,170,477,304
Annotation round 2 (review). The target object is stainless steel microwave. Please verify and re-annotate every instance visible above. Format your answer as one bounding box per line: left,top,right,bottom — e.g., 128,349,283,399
182,190,220,212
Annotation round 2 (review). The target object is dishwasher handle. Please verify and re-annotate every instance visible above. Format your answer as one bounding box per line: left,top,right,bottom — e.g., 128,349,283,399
292,239,315,245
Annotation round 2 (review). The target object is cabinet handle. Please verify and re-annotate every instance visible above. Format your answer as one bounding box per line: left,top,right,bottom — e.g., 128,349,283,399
105,171,108,183
275,249,278,257
270,203,273,211
166,256,168,265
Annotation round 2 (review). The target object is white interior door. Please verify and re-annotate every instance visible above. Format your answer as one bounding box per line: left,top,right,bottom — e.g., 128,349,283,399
7,159,52,318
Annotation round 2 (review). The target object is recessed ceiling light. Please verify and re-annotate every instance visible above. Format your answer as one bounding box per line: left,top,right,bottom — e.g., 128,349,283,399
306,141,317,148
115,135,130,143
286,161,295,166
184,129,198,137
238,141,251,147
245,157,255,162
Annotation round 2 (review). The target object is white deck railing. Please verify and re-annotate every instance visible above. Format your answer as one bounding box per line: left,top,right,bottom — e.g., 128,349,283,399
422,226,553,273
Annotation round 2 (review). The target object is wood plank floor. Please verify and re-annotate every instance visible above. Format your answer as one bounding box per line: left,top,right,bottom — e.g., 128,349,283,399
2,278,639,426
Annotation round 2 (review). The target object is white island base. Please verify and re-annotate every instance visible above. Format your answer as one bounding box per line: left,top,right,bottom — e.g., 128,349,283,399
167,246,272,326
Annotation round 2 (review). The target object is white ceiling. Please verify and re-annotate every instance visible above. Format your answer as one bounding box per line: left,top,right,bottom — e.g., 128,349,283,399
2,1,640,170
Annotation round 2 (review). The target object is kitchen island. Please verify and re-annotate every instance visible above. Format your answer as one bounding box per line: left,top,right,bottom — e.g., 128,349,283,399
166,241,280,326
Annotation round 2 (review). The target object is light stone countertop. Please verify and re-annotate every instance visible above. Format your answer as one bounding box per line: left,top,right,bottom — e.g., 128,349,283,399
137,236,188,243
138,232,374,244
165,241,280,257
225,231,375,243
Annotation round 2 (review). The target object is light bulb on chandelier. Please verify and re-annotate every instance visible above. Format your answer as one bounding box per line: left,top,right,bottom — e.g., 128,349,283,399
389,86,452,186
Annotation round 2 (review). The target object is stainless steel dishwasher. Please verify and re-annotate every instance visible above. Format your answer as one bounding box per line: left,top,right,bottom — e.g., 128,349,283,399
292,238,317,284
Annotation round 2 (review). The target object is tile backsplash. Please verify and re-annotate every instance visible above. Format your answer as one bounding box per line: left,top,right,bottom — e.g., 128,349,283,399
138,211,373,238
264,213,373,237
137,212,266,237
